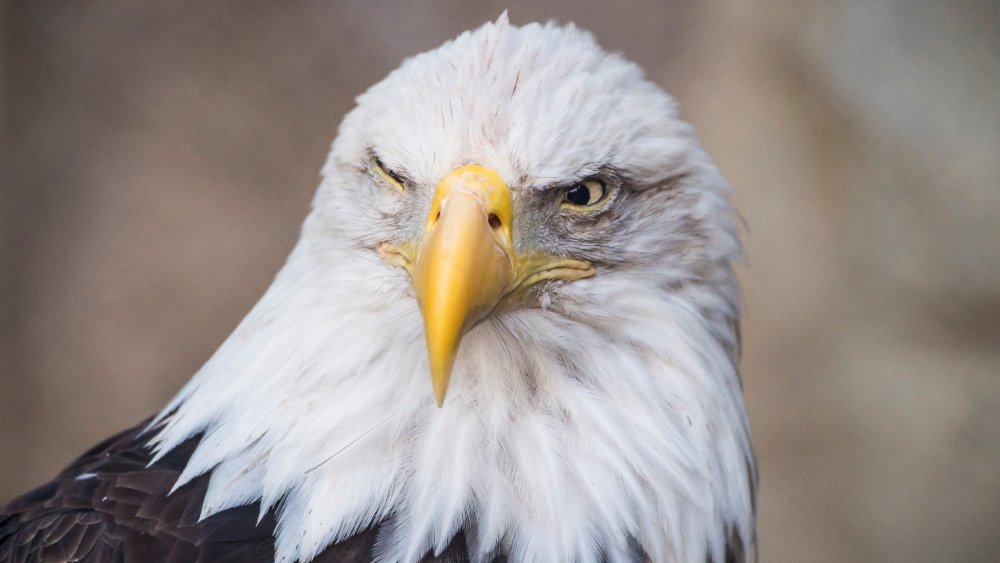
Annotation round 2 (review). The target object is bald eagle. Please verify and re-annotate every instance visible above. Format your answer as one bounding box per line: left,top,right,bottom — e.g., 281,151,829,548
0,16,756,563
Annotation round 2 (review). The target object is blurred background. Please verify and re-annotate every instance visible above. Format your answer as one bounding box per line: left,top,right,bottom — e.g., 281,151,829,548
2,1,998,560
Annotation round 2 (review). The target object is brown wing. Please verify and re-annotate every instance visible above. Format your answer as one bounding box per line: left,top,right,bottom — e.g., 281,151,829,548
0,422,494,563
0,422,274,562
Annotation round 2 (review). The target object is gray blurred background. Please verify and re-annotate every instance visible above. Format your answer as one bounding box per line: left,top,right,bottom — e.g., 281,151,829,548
2,1,999,561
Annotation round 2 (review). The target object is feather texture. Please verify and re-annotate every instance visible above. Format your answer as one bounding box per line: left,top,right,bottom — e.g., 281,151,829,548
0,423,746,562
0,423,491,562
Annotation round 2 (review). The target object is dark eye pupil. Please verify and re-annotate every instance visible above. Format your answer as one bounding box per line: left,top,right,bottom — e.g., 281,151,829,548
566,184,591,206
375,158,398,181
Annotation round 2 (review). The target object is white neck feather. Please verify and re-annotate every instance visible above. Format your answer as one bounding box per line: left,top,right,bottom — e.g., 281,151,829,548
149,215,754,563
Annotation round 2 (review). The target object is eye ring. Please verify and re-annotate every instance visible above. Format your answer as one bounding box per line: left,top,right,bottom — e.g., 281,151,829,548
562,179,607,209
373,156,405,191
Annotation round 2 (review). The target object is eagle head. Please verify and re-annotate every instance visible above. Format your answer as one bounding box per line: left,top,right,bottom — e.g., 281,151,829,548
152,14,755,563
312,16,739,406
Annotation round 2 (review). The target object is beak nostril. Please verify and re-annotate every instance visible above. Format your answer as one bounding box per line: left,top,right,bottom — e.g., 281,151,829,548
488,213,502,231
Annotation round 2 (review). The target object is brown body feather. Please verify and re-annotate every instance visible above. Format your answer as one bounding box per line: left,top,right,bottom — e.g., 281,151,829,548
0,423,481,563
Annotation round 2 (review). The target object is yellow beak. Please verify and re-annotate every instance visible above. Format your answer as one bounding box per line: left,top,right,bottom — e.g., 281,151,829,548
413,165,515,406
379,164,595,407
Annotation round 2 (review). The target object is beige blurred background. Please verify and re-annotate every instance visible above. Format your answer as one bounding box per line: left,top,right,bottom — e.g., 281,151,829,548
2,1,999,561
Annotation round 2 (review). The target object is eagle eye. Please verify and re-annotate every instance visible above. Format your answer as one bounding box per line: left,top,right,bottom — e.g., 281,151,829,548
373,156,405,191
562,179,607,209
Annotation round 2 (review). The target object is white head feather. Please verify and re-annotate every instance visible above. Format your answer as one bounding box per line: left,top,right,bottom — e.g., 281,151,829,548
149,14,755,563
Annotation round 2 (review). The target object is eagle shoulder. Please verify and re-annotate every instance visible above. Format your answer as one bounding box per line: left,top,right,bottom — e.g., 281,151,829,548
0,423,487,563
0,423,275,562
